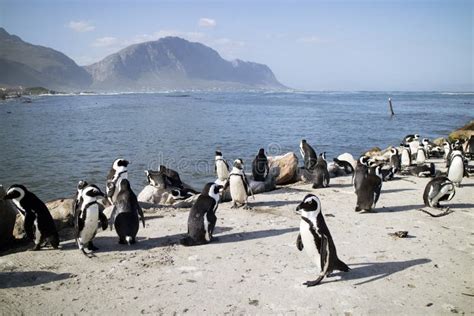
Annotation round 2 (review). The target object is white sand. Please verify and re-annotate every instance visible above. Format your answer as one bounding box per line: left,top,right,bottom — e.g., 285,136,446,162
0,159,473,315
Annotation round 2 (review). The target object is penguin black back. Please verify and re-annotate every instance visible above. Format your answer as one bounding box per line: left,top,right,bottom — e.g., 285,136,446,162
252,148,269,182
300,139,318,170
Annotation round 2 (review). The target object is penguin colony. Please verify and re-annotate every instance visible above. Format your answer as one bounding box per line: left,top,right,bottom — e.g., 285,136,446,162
1,135,472,287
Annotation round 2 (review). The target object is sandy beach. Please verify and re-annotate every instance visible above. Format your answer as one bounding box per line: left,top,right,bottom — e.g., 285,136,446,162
0,158,473,315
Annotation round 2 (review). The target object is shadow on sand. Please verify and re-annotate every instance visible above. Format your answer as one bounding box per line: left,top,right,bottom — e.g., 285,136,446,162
327,258,431,286
382,188,416,194
0,271,73,289
216,227,298,244
251,200,299,208
375,204,425,213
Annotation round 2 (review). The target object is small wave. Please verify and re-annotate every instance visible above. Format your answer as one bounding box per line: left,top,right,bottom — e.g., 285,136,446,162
439,92,474,95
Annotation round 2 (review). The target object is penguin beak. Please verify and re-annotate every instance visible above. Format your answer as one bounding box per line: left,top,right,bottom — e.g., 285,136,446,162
295,203,302,213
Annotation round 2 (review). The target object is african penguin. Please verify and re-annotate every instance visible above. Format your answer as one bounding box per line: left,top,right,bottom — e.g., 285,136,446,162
443,141,452,160
74,184,107,256
416,147,427,165
423,177,455,208
215,151,230,183
312,152,330,189
224,159,253,209
403,163,436,177
109,179,145,245
355,166,382,212
447,150,465,187
106,158,129,205
400,144,412,169
180,182,223,246
333,158,354,175
252,148,269,182
300,139,318,170
353,156,369,193
296,194,349,287
389,148,401,172
4,185,59,250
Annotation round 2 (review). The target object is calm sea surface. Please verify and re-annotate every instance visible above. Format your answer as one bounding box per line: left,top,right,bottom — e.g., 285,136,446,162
0,91,472,201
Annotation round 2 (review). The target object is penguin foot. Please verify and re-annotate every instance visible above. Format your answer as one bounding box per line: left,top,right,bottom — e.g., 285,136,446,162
31,244,41,251
243,205,252,210
87,243,99,251
210,236,219,242
303,275,325,287
118,239,126,245
230,203,238,209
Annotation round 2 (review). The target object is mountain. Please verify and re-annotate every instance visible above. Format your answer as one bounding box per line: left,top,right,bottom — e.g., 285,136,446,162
0,28,91,91
85,37,286,91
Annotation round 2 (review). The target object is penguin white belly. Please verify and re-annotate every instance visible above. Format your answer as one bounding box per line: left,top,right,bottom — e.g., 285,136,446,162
448,157,464,184
416,150,426,164
300,220,321,270
409,142,419,155
80,206,99,244
401,150,410,167
34,219,41,244
216,162,229,181
229,176,247,203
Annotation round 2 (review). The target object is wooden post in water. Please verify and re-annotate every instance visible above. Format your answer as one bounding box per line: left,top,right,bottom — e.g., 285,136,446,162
388,97,395,116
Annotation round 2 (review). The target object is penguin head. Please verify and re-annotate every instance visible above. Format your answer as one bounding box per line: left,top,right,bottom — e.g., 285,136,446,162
414,134,420,140
359,156,369,166
233,159,244,169
301,139,307,144
77,180,89,191
258,148,265,156
215,150,223,157
296,194,321,214
4,184,27,201
82,185,104,200
390,148,398,155
112,159,130,172
320,152,327,161
202,182,223,203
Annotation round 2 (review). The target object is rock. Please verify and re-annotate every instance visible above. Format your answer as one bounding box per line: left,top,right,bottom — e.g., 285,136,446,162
448,120,474,141
13,213,25,239
0,185,18,247
172,194,201,208
267,152,298,185
137,185,175,205
46,198,75,231
364,147,382,157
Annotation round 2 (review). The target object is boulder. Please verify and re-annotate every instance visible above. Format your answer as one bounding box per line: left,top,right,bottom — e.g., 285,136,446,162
0,185,18,247
46,198,75,231
267,152,298,185
137,185,175,205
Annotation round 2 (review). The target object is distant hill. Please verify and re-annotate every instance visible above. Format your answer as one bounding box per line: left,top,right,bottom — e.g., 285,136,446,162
84,37,286,91
0,28,91,91
0,28,286,92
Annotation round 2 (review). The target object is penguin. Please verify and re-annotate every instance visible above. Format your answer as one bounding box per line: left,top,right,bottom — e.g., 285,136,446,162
416,146,427,165
109,179,145,245
180,182,223,246
3,185,59,250
159,165,184,189
443,141,452,160
74,184,107,256
389,148,401,172
333,158,354,175
403,134,419,144
73,180,89,216
295,194,349,287
300,139,318,170
403,163,436,177
252,148,269,182
379,166,396,181
355,166,382,212
312,153,330,189
408,139,420,159
400,144,412,169
421,138,432,158
224,159,253,209
423,177,455,208
106,158,130,204
447,150,466,187
215,151,230,183
353,156,369,193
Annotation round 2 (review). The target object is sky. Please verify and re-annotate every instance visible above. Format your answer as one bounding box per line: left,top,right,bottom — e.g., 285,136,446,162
0,0,472,91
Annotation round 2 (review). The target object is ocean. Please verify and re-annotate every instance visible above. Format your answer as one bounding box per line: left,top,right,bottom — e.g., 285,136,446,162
0,91,472,201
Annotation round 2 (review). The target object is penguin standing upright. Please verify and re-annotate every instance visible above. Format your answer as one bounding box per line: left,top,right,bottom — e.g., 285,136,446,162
109,179,145,245
416,147,427,165
106,158,130,204
447,150,466,187
74,184,107,256
180,182,223,246
300,139,318,170
423,177,455,208
355,166,382,212
4,185,59,250
353,156,369,193
215,151,230,184
443,141,452,160
252,148,269,182
312,153,330,188
389,148,401,172
296,194,349,287
224,159,252,209
400,144,412,169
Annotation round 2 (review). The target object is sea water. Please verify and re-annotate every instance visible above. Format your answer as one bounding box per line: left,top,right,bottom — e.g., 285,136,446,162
0,91,472,200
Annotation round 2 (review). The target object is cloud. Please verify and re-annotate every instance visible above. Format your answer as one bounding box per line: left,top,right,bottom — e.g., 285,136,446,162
297,36,325,44
68,20,95,32
198,18,217,28
92,37,119,48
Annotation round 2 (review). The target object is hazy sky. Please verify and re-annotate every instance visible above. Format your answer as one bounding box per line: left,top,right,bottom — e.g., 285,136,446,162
0,0,472,91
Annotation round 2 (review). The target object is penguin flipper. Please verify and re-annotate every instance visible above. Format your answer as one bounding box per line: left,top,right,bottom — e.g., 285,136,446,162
99,212,108,231
296,234,303,251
